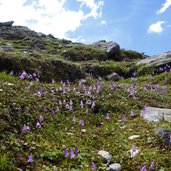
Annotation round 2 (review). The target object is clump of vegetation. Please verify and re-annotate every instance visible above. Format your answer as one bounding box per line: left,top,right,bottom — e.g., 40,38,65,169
110,49,145,61
62,44,107,61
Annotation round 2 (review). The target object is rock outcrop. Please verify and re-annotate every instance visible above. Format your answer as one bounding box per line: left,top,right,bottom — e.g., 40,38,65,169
0,21,14,27
141,106,171,122
137,51,171,67
92,40,120,57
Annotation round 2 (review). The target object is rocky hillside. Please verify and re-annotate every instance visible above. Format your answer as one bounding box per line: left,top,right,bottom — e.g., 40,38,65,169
0,21,151,83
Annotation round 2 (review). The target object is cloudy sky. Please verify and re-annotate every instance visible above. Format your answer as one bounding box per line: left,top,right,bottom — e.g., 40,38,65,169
0,0,170,56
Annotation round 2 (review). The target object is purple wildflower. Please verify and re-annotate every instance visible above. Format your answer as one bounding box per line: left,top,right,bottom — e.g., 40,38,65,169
121,114,126,121
130,110,135,118
91,101,95,109
56,106,59,112
141,165,147,171
79,120,85,126
70,100,73,106
70,149,75,159
39,115,44,122
92,162,96,170
22,124,30,132
75,147,79,153
27,153,33,163
150,161,155,170
36,122,41,129
130,146,139,158
64,149,69,157
106,113,110,120
10,70,14,75
19,70,27,80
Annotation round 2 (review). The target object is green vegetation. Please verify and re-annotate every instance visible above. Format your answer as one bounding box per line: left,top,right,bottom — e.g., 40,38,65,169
0,71,171,170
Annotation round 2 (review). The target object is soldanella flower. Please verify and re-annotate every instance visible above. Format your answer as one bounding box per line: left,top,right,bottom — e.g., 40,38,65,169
64,149,69,157
141,165,147,171
79,120,85,126
92,162,96,170
70,149,75,159
130,146,139,158
39,115,44,122
22,124,30,132
106,113,110,120
27,153,33,163
150,161,155,170
36,122,41,129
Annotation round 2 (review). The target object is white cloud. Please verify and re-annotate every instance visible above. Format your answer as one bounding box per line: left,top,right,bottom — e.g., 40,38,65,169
77,0,104,19
157,0,171,14
100,20,107,25
147,21,165,33
0,0,104,38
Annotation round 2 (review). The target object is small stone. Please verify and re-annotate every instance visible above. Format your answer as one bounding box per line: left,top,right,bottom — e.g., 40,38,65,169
109,163,122,171
81,129,86,133
98,150,112,163
128,135,140,140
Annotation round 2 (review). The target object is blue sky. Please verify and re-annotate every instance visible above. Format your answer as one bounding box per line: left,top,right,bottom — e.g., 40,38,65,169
0,0,171,56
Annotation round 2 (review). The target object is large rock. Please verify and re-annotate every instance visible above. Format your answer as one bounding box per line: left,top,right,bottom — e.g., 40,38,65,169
92,40,120,57
0,21,14,27
155,129,171,147
137,51,171,67
106,72,122,81
141,106,171,122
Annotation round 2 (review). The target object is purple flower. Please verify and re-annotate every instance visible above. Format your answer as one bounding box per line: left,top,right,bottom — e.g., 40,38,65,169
106,113,110,120
56,106,59,112
150,161,155,170
92,162,96,170
19,70,27,80
75,147,79,153
22,124,30,132
65,104,70,110
121,114,126,121
64,149,69,157
70,100,73,106
142,105,147,114
70,149,75,159
10,70,14,75
130,146,139,158
79,120,85,126
91,101,95,109
27,153,33,163
39,115,44,122
36,122,41,129
130,110,135,118
141,165,147,171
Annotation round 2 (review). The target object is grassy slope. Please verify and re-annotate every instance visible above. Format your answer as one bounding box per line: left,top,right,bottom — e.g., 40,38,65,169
0,71,171,171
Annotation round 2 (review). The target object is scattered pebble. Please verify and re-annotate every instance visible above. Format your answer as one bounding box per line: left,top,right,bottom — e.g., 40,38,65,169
98,150,112,163
128,135,140,140
109,163,122,171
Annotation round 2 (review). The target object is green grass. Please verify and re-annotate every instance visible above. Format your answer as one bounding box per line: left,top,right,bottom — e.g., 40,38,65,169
0,71,171,170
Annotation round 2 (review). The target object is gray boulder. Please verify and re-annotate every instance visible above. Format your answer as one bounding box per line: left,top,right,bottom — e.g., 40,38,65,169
92,40,120,57
0,21,14,27
109,163,122,171
137,51,171,67
0,44,14,51
106,72,122,81
155,129,171,147
141,106,171,122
